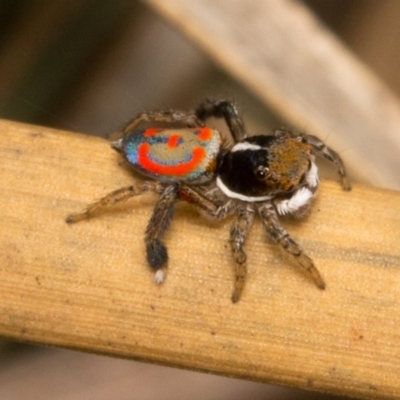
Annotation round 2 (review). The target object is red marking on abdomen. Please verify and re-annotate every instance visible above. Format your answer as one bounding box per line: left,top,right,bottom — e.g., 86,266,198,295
197,128,213,140
138,143,206,176
167,134,181,148
144,128,162,137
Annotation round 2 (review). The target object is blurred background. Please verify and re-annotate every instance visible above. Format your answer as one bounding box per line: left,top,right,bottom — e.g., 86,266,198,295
1,1,399,399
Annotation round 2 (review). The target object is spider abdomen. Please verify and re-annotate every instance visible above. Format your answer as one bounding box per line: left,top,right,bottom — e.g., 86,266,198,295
113,127,221,184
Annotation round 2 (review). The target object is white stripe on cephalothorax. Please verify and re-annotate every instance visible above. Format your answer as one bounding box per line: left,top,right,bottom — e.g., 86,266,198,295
275,187,314,215
231,142,261,152
216,177,273,202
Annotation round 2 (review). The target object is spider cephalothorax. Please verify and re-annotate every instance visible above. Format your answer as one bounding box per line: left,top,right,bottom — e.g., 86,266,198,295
67,99,351,302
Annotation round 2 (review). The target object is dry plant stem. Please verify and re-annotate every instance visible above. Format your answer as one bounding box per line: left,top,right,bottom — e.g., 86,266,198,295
1,120,400,399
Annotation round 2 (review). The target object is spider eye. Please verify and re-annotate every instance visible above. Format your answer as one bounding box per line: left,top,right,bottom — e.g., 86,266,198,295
255,165,268,180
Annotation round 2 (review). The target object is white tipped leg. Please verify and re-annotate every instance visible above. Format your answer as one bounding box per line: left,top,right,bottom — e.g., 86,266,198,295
154,268,166,285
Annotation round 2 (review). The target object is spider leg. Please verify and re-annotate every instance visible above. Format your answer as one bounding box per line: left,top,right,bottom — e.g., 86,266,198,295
195,99,247,143
66,181,162,223
178,184,236,220
111,110,203,139
298,132,351,191
257,202,326,289
229,205,255,303
180,184,254,303
145,183,180,284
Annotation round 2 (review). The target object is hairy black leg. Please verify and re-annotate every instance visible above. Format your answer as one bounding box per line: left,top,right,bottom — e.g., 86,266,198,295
145,183,180,283
278,129,351,191
111,110,202,139
179,184,252,303
309,137,351,190
66,182,161,223
195,99,247,143
257,202,326,289
229,205,255,303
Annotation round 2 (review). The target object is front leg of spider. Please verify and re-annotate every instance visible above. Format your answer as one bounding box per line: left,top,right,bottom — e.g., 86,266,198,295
257,202,326,289
299,131,352,191
179,184,253,301
179,184,255,303
229,205,255,302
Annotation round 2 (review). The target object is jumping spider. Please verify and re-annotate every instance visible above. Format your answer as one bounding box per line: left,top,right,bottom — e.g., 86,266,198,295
67,99,351,302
